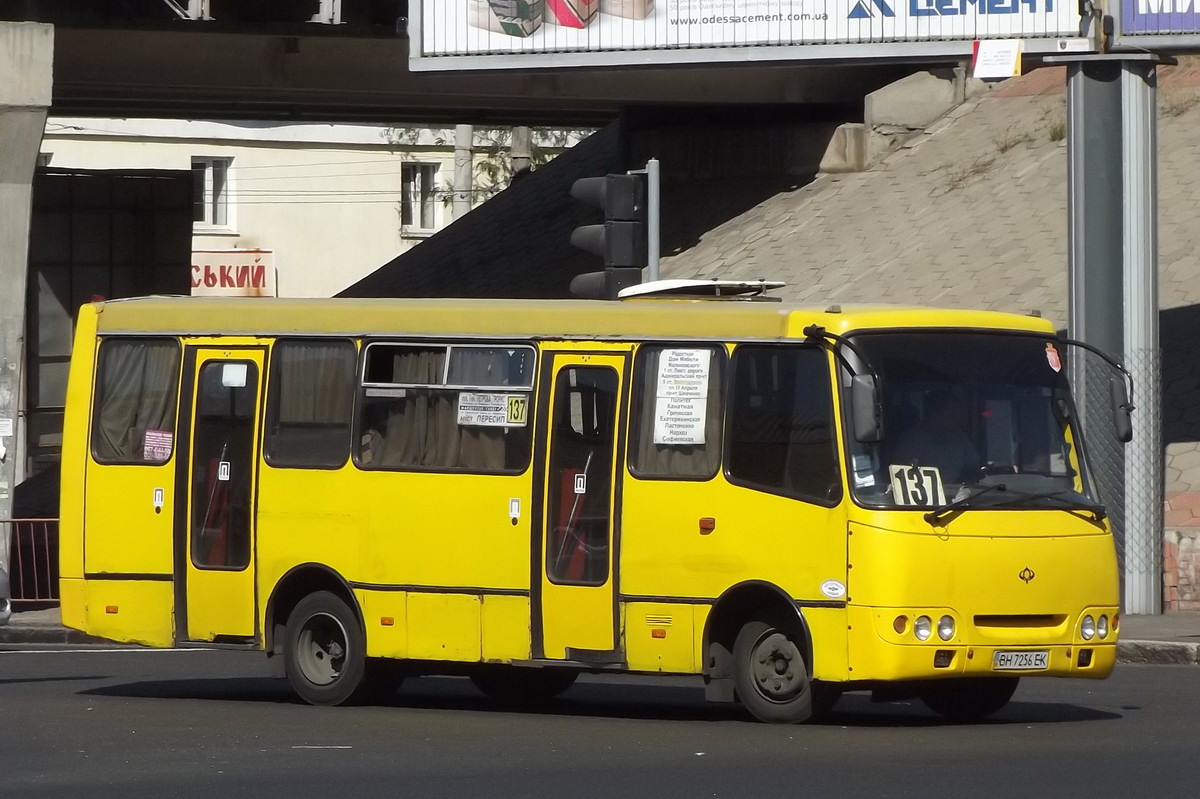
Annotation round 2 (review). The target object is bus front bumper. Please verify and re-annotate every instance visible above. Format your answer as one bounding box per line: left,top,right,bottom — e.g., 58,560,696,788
844,605,1118,682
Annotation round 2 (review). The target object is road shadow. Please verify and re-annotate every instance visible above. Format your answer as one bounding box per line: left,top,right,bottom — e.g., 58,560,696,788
0,675,109,686
80,675,1122,727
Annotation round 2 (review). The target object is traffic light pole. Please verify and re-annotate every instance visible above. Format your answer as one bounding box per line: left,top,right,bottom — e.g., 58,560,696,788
646,158,661,281
628,158,660,281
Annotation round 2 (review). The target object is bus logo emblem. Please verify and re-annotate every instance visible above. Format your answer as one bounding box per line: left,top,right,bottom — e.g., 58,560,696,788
218,461,231,482
574,474,587,494
1018,567,1036,583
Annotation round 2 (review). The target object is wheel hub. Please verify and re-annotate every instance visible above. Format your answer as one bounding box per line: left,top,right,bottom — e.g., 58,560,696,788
296,612,348,686
750,631,805,703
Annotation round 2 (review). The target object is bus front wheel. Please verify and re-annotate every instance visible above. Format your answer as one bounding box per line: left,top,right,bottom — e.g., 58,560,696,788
733,619,815,724
919,677,1019,721
284,590,372,706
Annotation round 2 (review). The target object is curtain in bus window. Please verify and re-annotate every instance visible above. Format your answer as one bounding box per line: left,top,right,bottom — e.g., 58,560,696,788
266,339,355,468
93,339,181,463
631,346,724,479
450,348,510,471
364,346,531,472
377,348,454,468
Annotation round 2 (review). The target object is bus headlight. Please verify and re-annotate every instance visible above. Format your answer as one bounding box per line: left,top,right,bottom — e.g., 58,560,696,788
1081,615,1096,640
914,616,933,641
1097,615,1109,639
937,615,956,641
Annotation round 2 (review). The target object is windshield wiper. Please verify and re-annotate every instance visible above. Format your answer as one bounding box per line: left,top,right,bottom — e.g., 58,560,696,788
924,482,1009,525
983,489,1107,522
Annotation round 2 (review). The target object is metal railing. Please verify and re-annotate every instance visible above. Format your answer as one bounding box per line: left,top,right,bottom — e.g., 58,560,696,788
1,518,60,605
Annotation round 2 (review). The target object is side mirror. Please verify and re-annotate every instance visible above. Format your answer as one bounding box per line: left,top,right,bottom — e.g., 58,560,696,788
852,374,883,443
1110,377,1133,443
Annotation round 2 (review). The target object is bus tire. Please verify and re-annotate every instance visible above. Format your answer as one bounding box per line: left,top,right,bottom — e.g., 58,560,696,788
470,666,578,703
919,677,1019,722
733,619,815,724
283,590,371,706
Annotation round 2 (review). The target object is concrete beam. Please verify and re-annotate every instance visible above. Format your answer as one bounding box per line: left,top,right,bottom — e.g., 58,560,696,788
50,27,907,125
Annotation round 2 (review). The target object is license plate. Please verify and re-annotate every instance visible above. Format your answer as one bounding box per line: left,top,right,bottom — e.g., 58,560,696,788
992,650,1049,671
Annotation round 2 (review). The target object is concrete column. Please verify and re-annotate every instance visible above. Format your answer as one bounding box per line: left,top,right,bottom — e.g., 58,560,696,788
0,22,53,571
510,125,532,176
1052,53,1166,614
452,124,473,221
1121,62,1163,615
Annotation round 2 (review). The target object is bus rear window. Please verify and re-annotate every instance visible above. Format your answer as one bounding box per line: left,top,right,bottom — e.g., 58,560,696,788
91,337,181,464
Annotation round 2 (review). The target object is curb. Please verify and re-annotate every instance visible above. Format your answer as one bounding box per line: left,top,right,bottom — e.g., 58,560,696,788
1117,639,1200,666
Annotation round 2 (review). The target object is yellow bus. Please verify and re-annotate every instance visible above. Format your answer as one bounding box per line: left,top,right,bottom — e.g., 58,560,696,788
59,284,1129,723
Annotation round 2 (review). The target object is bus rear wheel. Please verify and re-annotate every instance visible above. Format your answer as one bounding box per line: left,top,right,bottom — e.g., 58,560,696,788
284,591,373,706
470,666,578,703
733,619,815,724
919,677,1019,722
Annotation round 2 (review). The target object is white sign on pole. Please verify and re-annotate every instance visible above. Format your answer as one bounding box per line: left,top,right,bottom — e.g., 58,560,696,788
971,38,1023,79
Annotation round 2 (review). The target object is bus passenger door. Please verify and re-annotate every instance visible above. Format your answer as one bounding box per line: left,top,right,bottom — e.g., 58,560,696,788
537,351,628,662
177,347,265,643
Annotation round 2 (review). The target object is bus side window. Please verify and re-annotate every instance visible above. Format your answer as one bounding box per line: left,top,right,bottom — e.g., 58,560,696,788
264,338,356,469
727,346,842,503
628,345,725,480
355,342,534,474
91,337,182,465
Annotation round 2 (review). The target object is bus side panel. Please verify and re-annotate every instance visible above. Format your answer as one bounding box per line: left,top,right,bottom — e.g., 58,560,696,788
81,580,175,647
803,606,850,682
621,479,847,641
623,601,695,673
359,589,408,659
256,467,363,634
59,305,98,634
360,472,532,592
407,593,481,662
480,594,531,662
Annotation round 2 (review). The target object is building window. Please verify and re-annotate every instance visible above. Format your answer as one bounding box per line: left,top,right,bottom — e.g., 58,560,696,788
401,162,439,232
192,157,232,228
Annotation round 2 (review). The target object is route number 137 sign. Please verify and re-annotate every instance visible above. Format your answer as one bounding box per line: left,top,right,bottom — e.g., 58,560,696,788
889,465,947,507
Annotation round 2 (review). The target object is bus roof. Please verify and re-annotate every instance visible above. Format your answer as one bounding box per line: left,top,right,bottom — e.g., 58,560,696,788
86,296,1058,341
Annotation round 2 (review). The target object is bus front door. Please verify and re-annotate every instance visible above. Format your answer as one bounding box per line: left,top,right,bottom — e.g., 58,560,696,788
537,352,627,662
177,347,265,643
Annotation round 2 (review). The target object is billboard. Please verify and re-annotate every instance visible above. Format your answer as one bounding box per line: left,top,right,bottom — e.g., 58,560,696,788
412,0,1089,69
1114,0,1200,49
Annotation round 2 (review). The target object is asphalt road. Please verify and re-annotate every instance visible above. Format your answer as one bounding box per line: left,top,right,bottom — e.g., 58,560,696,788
0,645,1196,798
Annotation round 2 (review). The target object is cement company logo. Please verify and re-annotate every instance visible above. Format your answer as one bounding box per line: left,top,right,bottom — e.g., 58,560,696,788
848,0,895,16
850,0,1053,16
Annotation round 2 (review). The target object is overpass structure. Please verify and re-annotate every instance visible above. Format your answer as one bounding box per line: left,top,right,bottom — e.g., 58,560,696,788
2,0,1195,611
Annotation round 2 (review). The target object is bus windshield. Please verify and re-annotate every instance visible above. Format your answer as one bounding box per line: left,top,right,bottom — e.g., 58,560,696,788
844,332,1092,511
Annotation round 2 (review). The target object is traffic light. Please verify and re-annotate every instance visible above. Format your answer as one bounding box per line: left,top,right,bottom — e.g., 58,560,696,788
569,173,647,299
